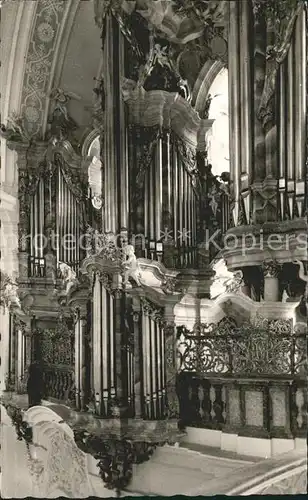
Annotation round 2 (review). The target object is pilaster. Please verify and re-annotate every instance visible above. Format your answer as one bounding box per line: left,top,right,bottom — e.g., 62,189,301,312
262,259,281,302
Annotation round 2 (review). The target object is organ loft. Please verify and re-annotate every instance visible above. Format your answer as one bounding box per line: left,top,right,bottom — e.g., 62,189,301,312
0,0,307,496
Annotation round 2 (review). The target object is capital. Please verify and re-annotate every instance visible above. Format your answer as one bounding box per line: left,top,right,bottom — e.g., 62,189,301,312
262,259,281,278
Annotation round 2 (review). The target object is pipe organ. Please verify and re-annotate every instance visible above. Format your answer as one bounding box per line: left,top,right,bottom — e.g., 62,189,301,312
128,126,199,268
92,273,117,417
140,300,166,420
28,153,86,278
91,271,169,419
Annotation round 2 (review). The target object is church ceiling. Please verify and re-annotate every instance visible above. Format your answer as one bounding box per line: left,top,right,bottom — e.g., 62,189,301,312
5,0,228,143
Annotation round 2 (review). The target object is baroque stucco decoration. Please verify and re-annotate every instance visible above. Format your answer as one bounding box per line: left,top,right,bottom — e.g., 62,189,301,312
19,0,67,138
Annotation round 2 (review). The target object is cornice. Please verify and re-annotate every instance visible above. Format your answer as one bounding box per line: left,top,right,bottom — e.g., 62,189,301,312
122,80,213,149
174,292,299,328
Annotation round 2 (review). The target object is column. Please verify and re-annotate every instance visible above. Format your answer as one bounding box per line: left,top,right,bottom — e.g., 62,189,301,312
103,15,118,234
262,260,281,302
228,1,241,226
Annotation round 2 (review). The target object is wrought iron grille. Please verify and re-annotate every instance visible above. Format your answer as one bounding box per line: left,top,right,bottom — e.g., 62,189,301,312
176,316,306,377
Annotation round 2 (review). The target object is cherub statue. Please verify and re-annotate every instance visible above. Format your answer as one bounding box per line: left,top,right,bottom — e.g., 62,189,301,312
0,272,21,308
58,261,78,295
1,112,30,141
122,245,142,287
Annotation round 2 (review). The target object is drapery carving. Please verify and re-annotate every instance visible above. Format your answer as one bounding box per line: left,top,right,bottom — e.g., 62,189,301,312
253,0,302,128
131,125,160,204
54,153,87,203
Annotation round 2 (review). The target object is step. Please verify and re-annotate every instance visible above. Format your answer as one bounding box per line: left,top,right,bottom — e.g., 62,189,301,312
127,443,254,496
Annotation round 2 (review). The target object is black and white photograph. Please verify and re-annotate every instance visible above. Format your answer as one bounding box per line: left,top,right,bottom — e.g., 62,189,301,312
0,0,307,497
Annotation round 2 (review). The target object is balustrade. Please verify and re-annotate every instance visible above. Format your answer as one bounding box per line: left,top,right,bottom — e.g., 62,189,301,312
176,316,307,439
42,366,75,403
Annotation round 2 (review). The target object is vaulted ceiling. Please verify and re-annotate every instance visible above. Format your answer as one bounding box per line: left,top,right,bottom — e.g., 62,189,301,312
1,0,228,145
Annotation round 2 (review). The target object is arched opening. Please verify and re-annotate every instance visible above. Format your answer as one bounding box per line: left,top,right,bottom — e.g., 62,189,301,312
87,135,102,210
206,68,229,177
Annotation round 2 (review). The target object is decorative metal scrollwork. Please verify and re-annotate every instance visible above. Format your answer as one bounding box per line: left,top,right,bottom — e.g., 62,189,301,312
177,316,304,376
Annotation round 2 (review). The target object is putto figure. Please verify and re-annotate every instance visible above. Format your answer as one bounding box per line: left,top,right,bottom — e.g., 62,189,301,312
122,245,142,287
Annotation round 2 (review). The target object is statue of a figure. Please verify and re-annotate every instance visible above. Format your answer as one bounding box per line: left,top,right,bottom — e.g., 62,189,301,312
0,112,30,141
48,88,81,140
210,259,243,299
209,185,219,217
0,272,21,308
58,261,78,295
122,245,142,287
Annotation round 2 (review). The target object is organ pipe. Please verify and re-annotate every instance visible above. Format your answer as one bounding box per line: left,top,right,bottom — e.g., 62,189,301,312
102,284,108,414
239,0,252,179
149,154,155,239
173,144,178,239
294,8,306,181
109,293,115,391
287,38,295,181
178,152,183,246
155,135,163,240
279,63,287,180
93,275,102,413
228,1,241,221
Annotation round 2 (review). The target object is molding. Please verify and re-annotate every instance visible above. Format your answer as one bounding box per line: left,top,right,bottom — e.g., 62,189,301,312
193,59,225,111
122,81,213,149
81,128,100,158
174,292,299,328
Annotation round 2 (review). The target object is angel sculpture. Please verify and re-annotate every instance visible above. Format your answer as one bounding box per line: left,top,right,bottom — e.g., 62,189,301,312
58,261,78,295
137,30,173,88
48,88,81,140
1,112,30,141
122,245,142,287
210,259,243,299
